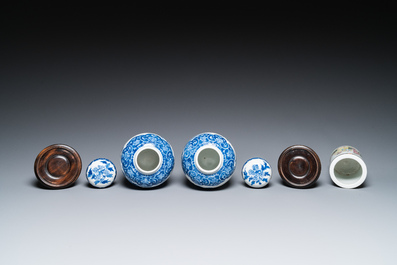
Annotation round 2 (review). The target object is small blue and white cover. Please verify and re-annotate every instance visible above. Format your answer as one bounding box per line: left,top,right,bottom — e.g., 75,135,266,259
86,158,117,188
242,157,272,188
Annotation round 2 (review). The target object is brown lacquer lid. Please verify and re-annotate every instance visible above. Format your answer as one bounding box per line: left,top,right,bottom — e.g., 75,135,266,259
278,145,321,188
34,144,82,188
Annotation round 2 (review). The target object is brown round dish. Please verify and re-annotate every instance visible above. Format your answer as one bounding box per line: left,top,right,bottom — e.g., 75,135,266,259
34,144,82,188
278,145,321,188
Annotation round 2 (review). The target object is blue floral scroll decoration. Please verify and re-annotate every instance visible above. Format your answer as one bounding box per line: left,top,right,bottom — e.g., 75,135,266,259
86,158,117,188
182,132,236,188
242,157,271,187
121,133,175,188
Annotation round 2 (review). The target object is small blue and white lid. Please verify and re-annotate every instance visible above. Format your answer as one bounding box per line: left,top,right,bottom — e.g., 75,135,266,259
86,158,117,188
242,157,272,188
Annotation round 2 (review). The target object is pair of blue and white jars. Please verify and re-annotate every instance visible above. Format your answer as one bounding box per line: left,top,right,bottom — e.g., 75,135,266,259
120,132,240,189
86,132,272,189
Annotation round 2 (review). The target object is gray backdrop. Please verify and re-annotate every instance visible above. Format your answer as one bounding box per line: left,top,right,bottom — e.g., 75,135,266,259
1,11,396,264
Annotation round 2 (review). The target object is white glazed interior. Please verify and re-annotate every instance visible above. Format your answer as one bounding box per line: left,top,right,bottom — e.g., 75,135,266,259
133,144,163,175
194,144,223,175
330,154,367,188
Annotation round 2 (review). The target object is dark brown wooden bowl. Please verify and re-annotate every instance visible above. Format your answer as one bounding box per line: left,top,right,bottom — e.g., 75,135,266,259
34,144,82,189
278,145,321,188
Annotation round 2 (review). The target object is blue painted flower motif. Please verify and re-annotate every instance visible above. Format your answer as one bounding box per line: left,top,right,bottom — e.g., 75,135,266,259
86,158,117,188
182,132,236,188
242,158,272,188
121,133,174,188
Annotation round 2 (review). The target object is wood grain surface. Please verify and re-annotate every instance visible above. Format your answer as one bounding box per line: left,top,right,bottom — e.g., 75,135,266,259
278,145,321,188
34,144,82,188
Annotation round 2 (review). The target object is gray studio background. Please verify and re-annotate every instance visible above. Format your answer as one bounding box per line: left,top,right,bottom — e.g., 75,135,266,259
1,12,396,264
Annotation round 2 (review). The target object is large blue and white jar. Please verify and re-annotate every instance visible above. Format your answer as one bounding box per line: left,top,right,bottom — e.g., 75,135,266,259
121,133,175,188
182,132,236,188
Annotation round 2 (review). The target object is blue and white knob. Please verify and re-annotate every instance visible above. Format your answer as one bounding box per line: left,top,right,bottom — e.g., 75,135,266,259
86,158,117,188
242,157,272,188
